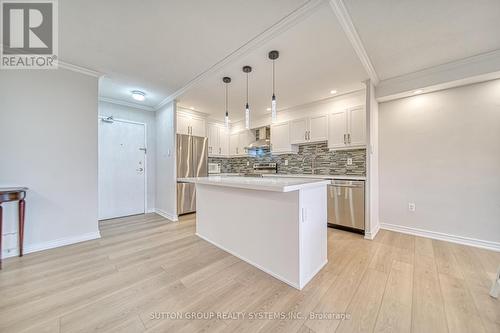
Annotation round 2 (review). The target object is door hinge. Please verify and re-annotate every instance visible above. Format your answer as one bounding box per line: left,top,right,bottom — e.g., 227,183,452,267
139,147,147,153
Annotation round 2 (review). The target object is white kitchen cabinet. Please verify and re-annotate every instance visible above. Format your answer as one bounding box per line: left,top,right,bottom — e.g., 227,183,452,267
176,114,191,136
229,130,255,156
327,106,365,150
271,122,298,154
348,106,366,147
208,123,230,156
229,133,239,156
309,114,328,142
176,113,206,137
207,123,219,156
190,117,206,137
219,128,229,156
289,115,328,144
290,118,308,144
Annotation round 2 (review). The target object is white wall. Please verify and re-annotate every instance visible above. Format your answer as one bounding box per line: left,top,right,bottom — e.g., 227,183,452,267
98,101,156,212
155,101,177,220
379,79,500,248
0,69,100,257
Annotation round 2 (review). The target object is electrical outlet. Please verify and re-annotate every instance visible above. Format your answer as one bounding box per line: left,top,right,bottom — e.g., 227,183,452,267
408,203,416,212
284,159,288,166
246,161,250,166
347,158,353,165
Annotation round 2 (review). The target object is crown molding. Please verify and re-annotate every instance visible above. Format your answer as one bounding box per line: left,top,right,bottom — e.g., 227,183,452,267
376,49,500,102
0,44,102,77
99,96,156,112
328,0,379,85
176,105,209,118
154,0,324,110
58,61,102,77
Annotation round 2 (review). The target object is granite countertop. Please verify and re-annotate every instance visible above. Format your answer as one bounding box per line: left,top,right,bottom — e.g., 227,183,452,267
263,174,366,181
178,176,330,192
208,173,365,180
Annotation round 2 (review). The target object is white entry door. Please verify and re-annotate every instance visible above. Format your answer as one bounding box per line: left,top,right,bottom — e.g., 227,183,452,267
98,118,146,220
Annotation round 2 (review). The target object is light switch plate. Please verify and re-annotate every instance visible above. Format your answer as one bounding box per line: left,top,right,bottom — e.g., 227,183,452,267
284,159,288,166
408,203,416,212
347,158,353,165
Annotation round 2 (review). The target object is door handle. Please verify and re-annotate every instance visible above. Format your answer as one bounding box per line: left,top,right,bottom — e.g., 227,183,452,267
136,168,144,172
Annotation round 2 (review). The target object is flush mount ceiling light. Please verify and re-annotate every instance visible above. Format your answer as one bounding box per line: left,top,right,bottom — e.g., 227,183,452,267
330,90,337,94
223,77,231,128
243,66,252,130
131,90,146,101
268,50,279,122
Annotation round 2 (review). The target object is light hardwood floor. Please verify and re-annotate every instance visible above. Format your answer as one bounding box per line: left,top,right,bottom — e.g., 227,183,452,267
0,213,498,333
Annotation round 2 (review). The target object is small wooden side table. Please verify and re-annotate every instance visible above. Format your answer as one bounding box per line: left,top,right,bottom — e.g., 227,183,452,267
0,187,28,269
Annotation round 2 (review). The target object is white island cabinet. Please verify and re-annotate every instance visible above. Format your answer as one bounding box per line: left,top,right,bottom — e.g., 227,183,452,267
178,176,329,290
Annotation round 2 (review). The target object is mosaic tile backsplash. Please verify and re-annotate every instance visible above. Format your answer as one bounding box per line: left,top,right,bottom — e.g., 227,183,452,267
209,142,366,176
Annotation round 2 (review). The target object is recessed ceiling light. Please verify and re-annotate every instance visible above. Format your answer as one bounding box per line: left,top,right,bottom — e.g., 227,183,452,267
131,90,146,101
266,107,271,111
190,106,195,110
413,89,423,94
330,90,337,94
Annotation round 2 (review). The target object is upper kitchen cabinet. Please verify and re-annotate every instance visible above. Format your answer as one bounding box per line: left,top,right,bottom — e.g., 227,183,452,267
327,106,366,150
271,122,298,154
229,130,255,157
207,123,229,157
290,115,328,144
177,112,206,137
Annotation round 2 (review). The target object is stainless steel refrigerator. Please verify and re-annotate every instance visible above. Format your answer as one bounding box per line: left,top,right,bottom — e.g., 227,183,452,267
177,134,208,215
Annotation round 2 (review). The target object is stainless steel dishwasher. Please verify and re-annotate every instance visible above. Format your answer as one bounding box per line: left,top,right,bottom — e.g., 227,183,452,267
327,180,365,234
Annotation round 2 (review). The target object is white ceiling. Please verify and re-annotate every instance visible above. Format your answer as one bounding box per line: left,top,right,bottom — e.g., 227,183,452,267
59,0,308,107
59,0,500,113
177,1,368,121
343,0,500,80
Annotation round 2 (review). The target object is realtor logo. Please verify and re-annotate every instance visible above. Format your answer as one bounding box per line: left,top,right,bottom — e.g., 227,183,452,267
1,0,58,69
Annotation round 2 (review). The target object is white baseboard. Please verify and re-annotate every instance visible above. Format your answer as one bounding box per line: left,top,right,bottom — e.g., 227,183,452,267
380,222,500,252
146,208,155,214
154,208,178,222
2,231,101,259
196,232,301,290
364,222,380,240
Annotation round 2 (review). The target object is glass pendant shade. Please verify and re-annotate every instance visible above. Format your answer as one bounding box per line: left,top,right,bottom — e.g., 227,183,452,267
245,104,250,129
271,95,277,122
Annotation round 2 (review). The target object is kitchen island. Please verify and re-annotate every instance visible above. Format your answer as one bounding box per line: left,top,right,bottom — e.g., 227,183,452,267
178,176,329,290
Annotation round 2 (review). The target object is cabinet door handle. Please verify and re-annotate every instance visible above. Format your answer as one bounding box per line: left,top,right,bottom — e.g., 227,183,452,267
304,131,307,140
343,134,346,144
308,131,310,140
219,147,221,154
348,133,351,144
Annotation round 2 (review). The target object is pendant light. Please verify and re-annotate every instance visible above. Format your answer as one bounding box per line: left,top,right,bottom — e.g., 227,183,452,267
223,76,231,128
268,50,279,122
242,66,252,129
